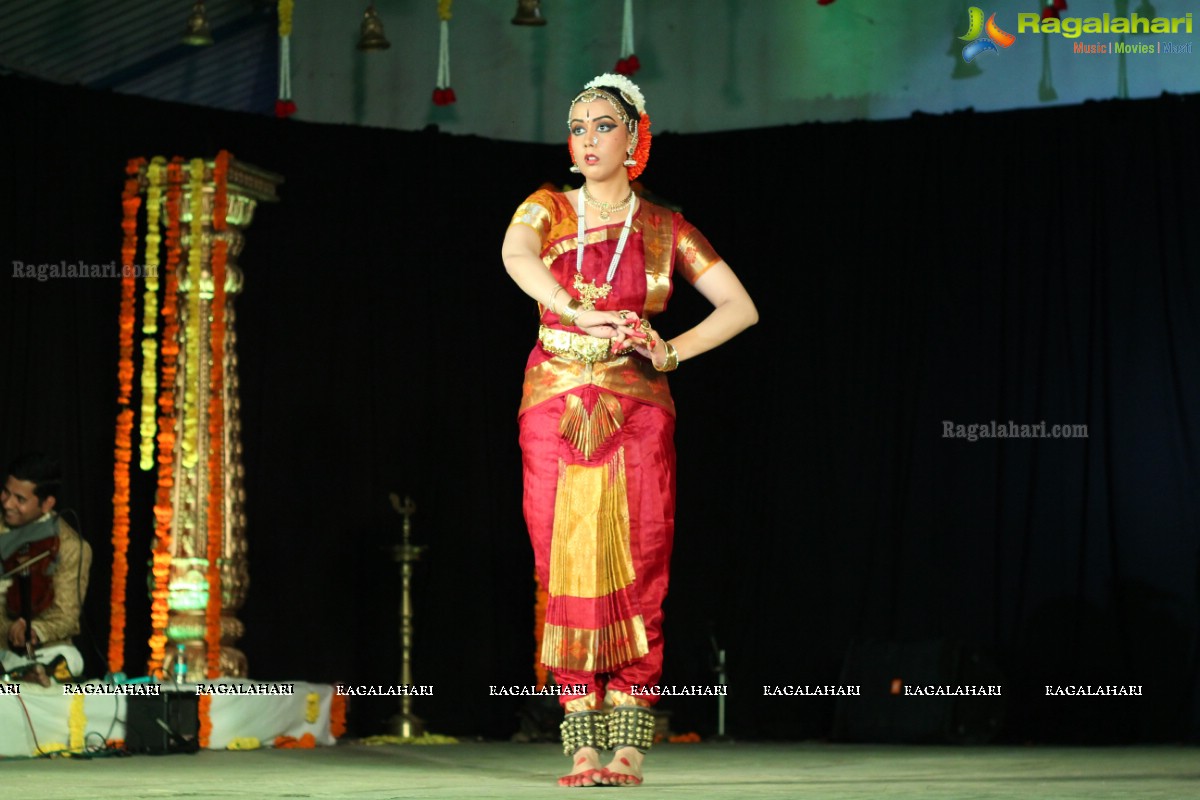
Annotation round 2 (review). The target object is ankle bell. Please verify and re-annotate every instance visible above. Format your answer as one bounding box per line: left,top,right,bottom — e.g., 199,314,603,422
607,705,655,753
559,710,609,756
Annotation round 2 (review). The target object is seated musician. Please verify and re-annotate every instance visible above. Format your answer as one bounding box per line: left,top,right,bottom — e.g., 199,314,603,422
0,454,92,678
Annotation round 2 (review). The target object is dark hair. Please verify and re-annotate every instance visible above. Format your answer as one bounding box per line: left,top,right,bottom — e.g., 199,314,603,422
594,86,640,126
6,453,62,503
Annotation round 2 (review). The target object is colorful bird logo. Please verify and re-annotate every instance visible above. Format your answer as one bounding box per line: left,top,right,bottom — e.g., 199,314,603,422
959,7,1016,62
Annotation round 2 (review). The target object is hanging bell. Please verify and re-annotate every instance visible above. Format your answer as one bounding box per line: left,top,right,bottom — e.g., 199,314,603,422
512,0,547,26
182,1,214,46
357,3,392,51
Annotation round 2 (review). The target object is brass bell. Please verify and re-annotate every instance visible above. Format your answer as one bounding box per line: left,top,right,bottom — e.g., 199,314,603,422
512,0,547,26
182,1,214,46
357,3,391,51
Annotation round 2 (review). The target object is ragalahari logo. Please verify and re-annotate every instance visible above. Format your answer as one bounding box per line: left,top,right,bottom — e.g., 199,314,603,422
959,7,1016,62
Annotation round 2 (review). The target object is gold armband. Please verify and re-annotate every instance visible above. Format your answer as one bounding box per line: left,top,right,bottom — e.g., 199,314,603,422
558,299,584,327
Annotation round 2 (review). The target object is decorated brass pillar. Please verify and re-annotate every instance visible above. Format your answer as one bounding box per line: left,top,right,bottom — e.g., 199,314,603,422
159,157,282,679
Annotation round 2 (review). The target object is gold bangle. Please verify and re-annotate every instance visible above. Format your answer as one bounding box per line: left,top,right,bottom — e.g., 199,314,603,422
548,285,565,315
559,299,583,327
653,341,678,372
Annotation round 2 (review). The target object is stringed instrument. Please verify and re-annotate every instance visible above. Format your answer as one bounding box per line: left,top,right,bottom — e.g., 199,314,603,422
3,534,59,622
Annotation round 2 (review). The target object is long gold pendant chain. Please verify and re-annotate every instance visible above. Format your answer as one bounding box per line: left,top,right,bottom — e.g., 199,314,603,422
573,188,637,311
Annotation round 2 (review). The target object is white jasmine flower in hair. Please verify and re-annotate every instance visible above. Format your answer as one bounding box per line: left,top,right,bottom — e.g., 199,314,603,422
584,73,646,115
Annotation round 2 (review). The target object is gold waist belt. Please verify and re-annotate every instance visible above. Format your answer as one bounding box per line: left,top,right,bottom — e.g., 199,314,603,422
538,325,617,364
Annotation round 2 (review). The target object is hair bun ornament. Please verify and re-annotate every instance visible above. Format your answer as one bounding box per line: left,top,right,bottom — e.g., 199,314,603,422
584,73,646,116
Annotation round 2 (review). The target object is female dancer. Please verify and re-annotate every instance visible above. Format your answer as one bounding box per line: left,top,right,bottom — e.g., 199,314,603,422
502,73,757,787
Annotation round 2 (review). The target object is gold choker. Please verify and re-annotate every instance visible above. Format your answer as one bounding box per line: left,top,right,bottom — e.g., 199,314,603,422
582,185,634,220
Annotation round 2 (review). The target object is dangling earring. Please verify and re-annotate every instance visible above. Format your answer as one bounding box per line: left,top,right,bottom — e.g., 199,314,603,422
623,158,636,167
570,164,581,173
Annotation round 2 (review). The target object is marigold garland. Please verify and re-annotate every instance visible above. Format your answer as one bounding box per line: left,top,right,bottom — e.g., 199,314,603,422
198,694,213,748
68,695,86,751
278,0,294,35
275,733,317,749
147,157,185,677
138,158,165,471
627,113,652,181
117,161,141,407
305,692,320,723
109,156,144,674
205,150,231,678
181,159,205,470
330,693,347,738
227,737,261,750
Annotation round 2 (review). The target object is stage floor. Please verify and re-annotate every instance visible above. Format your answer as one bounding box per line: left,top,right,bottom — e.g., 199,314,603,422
1,741,1196,799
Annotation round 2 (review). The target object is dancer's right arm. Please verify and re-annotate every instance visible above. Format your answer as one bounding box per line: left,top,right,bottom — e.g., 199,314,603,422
501,224,639,340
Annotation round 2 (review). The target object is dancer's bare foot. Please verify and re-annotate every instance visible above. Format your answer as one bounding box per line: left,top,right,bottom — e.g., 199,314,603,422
599,747,644,786
558,746,604,787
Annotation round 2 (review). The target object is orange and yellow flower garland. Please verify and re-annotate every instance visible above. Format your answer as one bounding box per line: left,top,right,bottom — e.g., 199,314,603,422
111,153,237,694
147,158,185,676
205,150,231,679
109,156,145,674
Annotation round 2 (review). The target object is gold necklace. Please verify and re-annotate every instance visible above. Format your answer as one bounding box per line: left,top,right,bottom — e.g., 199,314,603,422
582,184,634,221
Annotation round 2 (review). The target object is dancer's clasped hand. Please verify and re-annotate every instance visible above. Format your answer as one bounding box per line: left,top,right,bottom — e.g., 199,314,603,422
577,309,669,367
576,308,644,344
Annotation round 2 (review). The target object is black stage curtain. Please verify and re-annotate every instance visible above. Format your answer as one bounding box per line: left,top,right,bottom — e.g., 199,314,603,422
1,75,1197,744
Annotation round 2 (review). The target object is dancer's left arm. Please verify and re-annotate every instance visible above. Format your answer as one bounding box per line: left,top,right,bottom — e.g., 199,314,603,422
635,261,758,366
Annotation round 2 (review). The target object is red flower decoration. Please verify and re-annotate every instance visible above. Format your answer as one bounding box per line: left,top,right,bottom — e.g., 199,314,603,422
275,99,297,118
614,55,641,76
1042,0,1067,17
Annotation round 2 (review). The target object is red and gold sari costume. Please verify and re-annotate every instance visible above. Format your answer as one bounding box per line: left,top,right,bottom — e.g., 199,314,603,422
511,188,720,711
